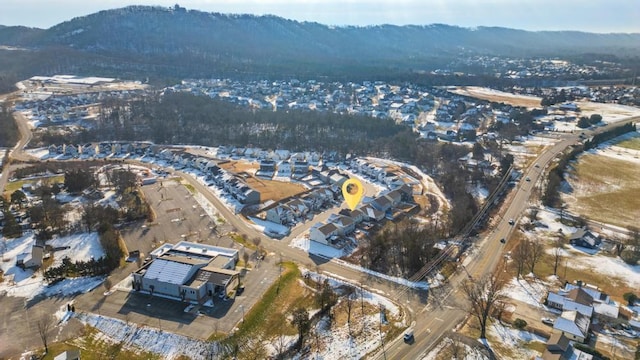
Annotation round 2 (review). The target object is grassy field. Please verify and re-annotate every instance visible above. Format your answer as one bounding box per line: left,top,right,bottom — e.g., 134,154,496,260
245,177,306,202
564,154,640,229
617,136,640,150
4,174,64,195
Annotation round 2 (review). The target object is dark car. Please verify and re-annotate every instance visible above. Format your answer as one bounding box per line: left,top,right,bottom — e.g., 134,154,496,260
508,219,515,225
500,238,506,244
403,330,414,343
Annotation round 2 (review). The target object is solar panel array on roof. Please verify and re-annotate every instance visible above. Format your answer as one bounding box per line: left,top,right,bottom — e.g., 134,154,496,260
144,259,193,285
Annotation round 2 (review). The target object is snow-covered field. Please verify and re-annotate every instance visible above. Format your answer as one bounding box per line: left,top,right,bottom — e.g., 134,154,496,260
502,277,552,309
48,232,104,267
487,322,546,359
74,312,219,359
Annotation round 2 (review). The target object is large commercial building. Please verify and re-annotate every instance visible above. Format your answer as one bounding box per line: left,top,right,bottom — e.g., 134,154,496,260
132,241,240,304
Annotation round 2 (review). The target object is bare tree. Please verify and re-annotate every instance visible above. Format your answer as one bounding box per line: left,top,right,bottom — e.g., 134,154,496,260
345,290,355,336
526,240,544,275
36,313,53,353
242,251,250,269
252,237,261,248
103,277,113,293
512,241,529,279
460,274,507,339
551,236,565,276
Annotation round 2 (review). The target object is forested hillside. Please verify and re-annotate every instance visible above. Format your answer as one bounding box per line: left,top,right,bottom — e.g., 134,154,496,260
0,5,638,87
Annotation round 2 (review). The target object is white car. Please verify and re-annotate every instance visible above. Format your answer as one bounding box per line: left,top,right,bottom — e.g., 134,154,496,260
542,317,554,326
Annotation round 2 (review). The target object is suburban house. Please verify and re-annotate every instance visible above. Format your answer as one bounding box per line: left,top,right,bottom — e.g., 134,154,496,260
309,222,339,245
266,205,294,225
562,282,619,319
292,160,310,178
284,199,310,218
547,286,594,318
537,333,593,360
328,214,356,235
276,161,292,177
54,349,81,360
546,282,620,342
132,241,240,304
569,228,602,249
257,160,276,178
553,310,591,343
360,205,385,222
371,196,393,213
64,144,78,158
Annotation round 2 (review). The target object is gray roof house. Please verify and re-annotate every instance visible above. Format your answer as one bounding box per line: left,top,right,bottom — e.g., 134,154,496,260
569,228,602,249
553,310,590,343
310,222,339,245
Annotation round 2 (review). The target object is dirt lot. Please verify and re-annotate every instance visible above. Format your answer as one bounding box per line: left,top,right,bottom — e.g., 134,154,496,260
217,160,306,202
218,160,259,174
450,86,542,108
563,153,640,229
245,177,307,202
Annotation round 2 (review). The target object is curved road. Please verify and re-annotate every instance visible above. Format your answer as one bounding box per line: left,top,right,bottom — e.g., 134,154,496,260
3,83,638,360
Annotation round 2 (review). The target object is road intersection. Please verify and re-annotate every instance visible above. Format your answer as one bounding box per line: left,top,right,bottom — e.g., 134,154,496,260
2,84,638,359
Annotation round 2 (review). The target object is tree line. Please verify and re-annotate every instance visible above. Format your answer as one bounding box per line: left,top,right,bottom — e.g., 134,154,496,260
543,122,636,208
0,105,19,147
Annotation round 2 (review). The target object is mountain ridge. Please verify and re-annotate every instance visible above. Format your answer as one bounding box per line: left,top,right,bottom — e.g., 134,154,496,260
0,5,638,82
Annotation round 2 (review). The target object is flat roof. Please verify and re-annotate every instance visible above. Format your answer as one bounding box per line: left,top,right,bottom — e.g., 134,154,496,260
144,258,194,285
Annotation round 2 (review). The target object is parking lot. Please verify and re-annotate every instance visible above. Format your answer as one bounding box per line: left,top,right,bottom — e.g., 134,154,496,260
73,177,281,339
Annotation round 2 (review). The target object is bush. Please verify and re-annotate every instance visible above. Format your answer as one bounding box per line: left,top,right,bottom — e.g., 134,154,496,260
623,292,638,306
513,318,527,329
620,249,640,265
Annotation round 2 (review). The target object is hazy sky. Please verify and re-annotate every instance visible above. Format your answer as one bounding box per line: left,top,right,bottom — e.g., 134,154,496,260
2,0,638,33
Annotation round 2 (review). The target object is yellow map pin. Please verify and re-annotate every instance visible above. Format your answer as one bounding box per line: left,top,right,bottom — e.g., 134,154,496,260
342,178,365,211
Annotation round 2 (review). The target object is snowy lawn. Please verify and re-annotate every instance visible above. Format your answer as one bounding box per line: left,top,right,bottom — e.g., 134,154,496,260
487,322,546,360
74,312,218,360
290,236,346,258
0,233,105,299
249,217,290,237
502,277,551,309
48,232,105,267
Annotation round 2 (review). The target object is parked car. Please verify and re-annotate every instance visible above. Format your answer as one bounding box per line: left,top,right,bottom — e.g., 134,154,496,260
500,238,506,244
508,219,515,225
542,317,554,326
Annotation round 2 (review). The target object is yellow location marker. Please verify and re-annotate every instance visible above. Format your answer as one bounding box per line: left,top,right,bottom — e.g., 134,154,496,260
342,178,365,211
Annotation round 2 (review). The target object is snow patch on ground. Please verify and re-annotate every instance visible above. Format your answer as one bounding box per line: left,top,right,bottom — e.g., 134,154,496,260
249,216,290,236
488,322,546,359
48,232,104,267
502,277,550,309
290,236,347,258
301,268,400,316
421,337,490,360
567,253,640,288
74,312,219,359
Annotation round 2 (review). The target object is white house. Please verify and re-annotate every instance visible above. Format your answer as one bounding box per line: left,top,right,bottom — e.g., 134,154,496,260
309,222,339,245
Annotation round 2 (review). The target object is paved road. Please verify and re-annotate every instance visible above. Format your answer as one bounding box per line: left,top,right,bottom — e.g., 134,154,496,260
373,118,640,360
1,82,637,359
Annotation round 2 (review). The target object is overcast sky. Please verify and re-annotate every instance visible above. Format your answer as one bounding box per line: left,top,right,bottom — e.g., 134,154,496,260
2,0,638,33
